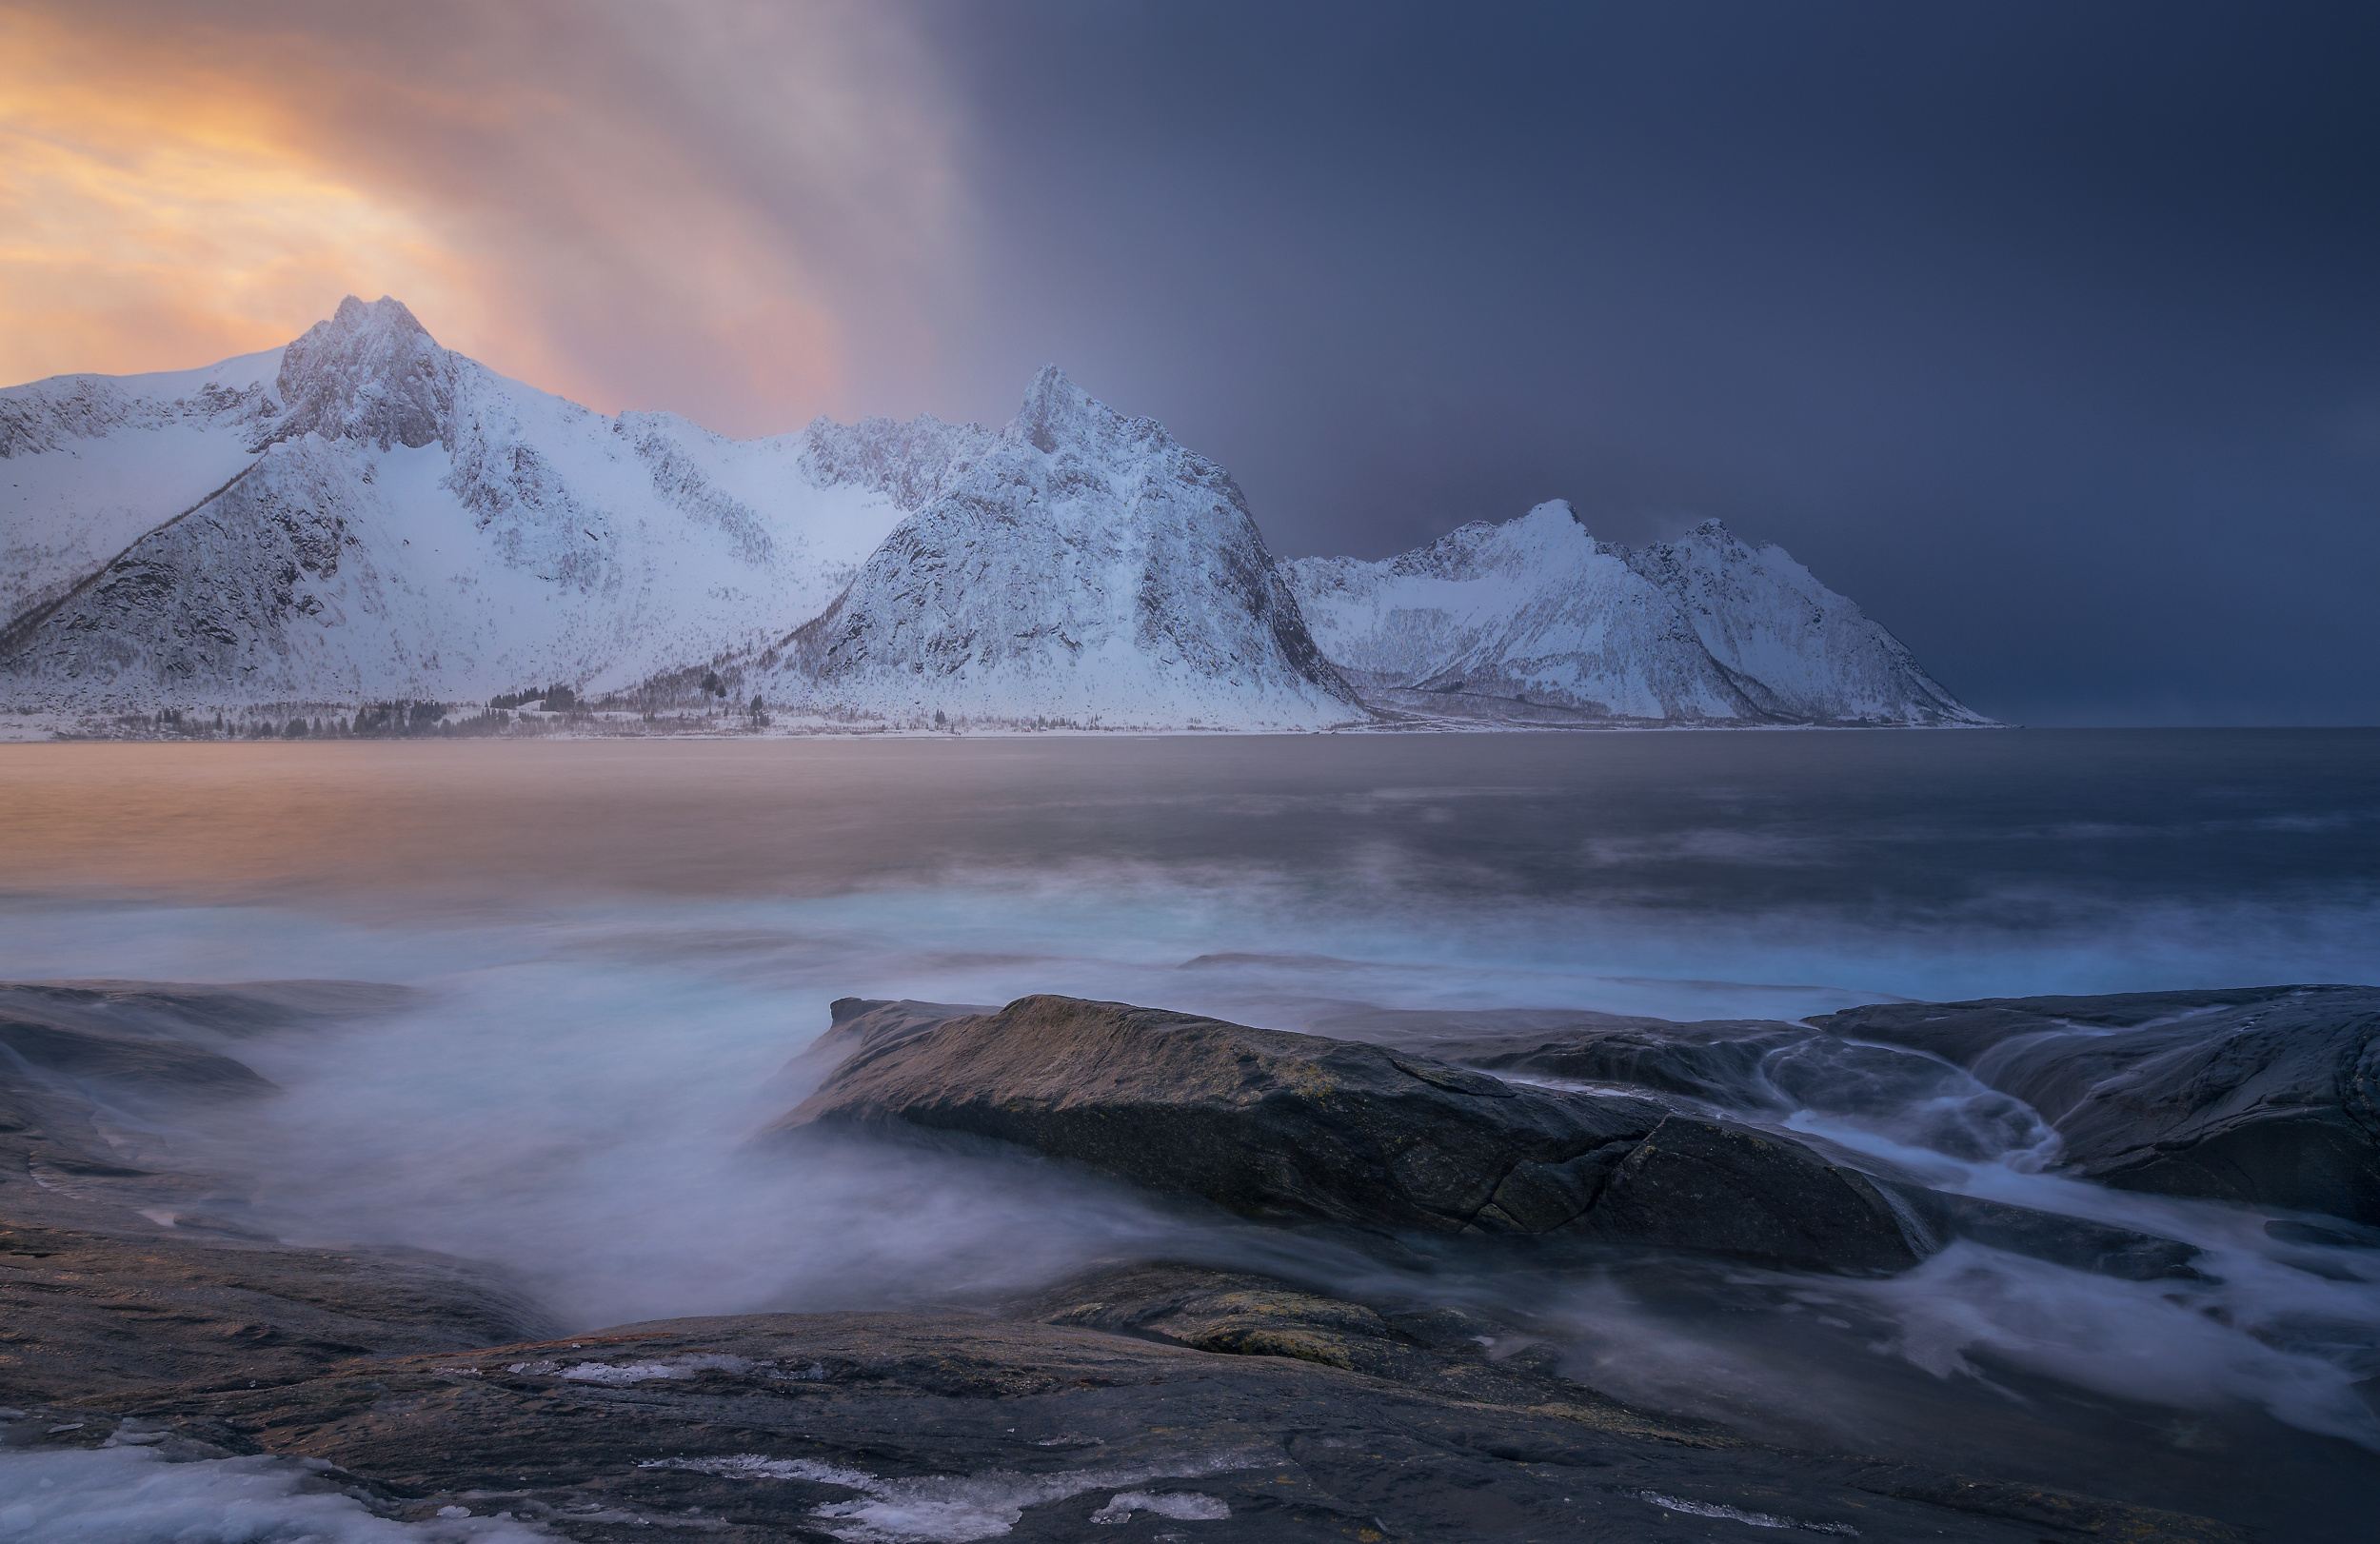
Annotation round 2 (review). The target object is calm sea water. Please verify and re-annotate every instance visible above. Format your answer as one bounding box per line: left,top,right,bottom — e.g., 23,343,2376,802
2,729,2375,1534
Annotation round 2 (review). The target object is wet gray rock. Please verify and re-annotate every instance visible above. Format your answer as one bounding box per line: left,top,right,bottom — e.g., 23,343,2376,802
53,1278,2250,1544
1573,1116,1919,1274
1815,986,2380,1222
1016,1260,1705,1435
1318,1004,2060,1163
0,979,551,1404
0,1012,272,1098
0,1221,554,1403
778,995,1923,1272
1883,1189,2203,1280
782,997,993,1081
1309,1004,1809,1109
0,980,414,1099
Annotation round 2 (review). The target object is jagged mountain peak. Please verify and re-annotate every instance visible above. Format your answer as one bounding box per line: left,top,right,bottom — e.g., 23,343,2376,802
313,294,433,346
1007,365,1171,460
1663,516,1740,547
271,294,455,452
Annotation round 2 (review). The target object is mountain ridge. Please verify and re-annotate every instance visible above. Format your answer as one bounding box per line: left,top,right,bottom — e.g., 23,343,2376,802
1285,502,1989,726
1,298,1989,731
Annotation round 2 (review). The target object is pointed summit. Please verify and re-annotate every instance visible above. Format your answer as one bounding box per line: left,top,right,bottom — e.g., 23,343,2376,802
1517,499,1588,534
1007,365,1166,458
270,295,454,451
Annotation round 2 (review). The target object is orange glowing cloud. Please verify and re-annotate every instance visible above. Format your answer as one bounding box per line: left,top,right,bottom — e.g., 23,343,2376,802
0,1,962,435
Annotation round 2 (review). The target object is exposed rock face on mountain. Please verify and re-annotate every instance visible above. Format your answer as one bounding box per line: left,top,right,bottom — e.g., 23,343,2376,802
1285,502,1989,724
1815,986,2380,1222
268,295,457,451
0,350,282,639
778,994,1922,1272
0,297,984,706
753,367,1359,729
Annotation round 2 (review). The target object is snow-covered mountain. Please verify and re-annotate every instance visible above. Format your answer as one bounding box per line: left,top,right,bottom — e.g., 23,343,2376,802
0,297,990,704
741,367,1359,730
1285,502,1988,724
3,296,1983,731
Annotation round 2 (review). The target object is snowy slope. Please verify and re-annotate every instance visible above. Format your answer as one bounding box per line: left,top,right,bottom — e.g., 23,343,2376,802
1285,502,1988,724
750,367,1359,729
1622,520,1986,723
0,349,283,635
0,298,989,704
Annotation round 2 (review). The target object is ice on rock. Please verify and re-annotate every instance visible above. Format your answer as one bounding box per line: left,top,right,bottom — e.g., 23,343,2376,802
269,296,456,452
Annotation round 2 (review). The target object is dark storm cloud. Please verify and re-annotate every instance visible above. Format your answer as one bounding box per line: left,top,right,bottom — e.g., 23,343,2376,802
915,1,2380,725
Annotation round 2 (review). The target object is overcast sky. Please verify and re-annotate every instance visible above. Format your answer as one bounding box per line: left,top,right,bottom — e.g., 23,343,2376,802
4,1,2373,723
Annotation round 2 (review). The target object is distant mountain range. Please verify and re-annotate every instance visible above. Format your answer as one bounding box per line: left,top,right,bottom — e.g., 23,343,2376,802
0,297,1988,730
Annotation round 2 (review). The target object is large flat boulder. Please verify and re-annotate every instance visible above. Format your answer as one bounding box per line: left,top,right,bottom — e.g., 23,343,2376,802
1814,986,2380,1222
777,995,1923,1272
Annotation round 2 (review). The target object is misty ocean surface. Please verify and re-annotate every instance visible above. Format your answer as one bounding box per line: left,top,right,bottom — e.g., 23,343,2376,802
3,728,2376,1534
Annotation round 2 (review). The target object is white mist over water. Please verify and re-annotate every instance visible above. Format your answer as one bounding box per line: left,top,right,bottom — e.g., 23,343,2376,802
1,733,2376,1528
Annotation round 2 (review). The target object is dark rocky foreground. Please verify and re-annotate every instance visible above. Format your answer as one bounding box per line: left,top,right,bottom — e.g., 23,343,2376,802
6,980,2377,1540
11,1262,2256,1543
